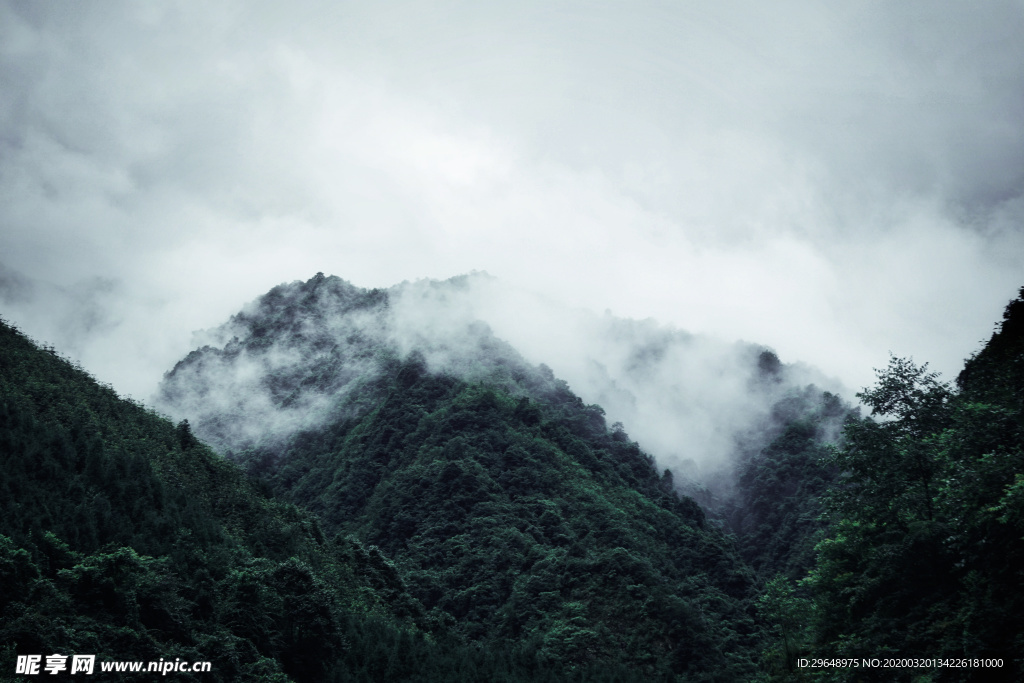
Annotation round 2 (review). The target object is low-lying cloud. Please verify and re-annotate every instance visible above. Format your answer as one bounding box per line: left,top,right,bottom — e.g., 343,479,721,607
156,273,842,478
390,275,844,476
1,0,1021,404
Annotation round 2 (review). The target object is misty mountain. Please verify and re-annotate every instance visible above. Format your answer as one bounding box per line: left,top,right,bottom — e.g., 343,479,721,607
0,317,441,681
8,314,716,681
157,272,843,480
6,274,1022,680
152,272,858,678
155,273,852,560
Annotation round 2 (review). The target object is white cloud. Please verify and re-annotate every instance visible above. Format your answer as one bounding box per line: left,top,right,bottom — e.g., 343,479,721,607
0,0,1021,404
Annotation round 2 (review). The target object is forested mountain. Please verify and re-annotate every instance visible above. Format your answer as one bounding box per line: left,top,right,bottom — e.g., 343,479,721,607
721,387,848,581
5,274,1021,681
0,318,620,682
157,274,785,679
157,272,842,484
793,289,1024,681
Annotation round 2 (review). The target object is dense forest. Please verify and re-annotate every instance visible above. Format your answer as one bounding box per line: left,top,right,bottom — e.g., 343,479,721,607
3,277,1022,681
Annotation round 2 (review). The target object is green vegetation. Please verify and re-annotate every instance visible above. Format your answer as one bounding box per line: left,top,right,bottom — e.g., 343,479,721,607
740,289,1024,681
160,273,770,677
725,388,848,581
796,289,1024,682
4,277,1022,682
239,353,761,680
0,319,612,681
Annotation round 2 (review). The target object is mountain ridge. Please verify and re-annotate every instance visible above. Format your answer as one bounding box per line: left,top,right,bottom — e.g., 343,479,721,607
153,271,857,678
10,276,1020,680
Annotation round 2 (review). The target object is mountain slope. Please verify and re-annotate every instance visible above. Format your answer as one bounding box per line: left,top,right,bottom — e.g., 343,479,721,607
159,272,844,480
2,316,580,682
722,387,849,581
265,358,759,677
792,288,1024,681
158,274,771,679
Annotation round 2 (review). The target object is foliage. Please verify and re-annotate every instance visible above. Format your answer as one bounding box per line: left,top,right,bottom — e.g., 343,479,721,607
8,278,1024,682
150,273,767,679
240,355,762,680
757,575,813,677
801,288,1024,681
2,318,599,682
725,388,849,581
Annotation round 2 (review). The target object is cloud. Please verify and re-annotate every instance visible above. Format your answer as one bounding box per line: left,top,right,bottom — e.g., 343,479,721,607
0,0,1021,402
156,273,841,477
390,274,847,474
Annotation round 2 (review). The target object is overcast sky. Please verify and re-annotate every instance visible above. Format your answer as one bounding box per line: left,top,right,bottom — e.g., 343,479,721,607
1,0,1022,401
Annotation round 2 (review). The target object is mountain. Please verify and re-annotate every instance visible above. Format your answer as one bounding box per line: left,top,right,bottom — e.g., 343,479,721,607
158,272,843,480
15,271,1019,681
720,387,848,581
792,288,1024,681
0,316,601,682
155,272,855,679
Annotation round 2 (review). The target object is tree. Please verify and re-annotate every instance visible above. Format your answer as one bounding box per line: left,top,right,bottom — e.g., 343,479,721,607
757,575,811,675
807,337,1024,678
831,356,952,528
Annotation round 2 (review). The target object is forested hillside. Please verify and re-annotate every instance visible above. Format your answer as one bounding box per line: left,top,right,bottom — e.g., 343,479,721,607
722,387,848,581
159,274,776,679
0,318,621,682
740,289,1024,681
6,276,1021,682
793,288,1024,681
249,356,766,677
